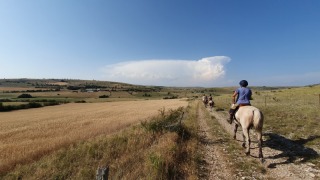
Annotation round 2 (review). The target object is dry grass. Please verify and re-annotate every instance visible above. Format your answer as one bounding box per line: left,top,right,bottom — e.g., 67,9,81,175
47,82,69,86
0,99,188,174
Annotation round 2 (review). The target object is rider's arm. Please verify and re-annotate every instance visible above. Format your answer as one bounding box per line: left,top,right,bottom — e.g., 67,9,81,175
232,91,237,104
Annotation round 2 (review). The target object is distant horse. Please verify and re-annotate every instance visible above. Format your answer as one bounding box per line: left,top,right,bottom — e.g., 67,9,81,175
231,105,264,162
208,100,214,111
202,96,208,108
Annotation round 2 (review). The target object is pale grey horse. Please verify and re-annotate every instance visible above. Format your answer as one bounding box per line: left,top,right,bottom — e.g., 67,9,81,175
231,105,264,162
208,100,214,112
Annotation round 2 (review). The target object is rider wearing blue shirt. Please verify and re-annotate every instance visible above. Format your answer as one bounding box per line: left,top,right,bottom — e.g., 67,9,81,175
228,80,252,123
233,86,251,105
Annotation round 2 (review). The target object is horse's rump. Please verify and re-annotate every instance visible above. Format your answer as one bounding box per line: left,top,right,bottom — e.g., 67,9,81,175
209,100,214,106
236,106,263,130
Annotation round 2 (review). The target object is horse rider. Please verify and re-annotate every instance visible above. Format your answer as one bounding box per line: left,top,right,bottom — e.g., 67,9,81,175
202,94,208,106
228,80,252,123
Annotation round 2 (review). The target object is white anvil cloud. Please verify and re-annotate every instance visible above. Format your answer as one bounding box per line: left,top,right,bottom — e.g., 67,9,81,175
102,56,231,86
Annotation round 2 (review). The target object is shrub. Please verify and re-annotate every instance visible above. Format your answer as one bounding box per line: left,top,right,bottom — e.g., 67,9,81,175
141,107,184,134
99,95,109,98
0,99,13,102
43,101,60,106
142,93,151,97
163,95,178,99
17,94,33,98
28,102,42,108
0,102,41,112
67,86,82,90
75,100,86,103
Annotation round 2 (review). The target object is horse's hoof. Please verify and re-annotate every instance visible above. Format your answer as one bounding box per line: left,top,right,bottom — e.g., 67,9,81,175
233,136,236,140
260,158,265,163
245,152,250,156
242,143,246,148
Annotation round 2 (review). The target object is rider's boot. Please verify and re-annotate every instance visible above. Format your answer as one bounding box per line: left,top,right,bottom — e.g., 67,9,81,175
228,109,235,124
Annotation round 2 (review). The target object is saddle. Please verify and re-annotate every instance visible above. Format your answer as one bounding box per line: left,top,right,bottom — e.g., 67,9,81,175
239,104,251,107
228,104,251,124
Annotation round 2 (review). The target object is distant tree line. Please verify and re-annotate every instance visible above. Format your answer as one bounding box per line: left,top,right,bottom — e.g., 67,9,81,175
0,100,66,112
0,94,68,112
67,85,107,90
2,89,60,93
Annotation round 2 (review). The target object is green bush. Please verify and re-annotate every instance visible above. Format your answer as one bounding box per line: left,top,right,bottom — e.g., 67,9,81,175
142,93,151,97
141,107,184,133
75,100,86,103
28,102,42,108
17,94,33,98
0,100,63,112
43,101,60,106
163,95,178,99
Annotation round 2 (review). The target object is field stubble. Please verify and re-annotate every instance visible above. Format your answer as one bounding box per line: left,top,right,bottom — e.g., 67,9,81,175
0,99,188,174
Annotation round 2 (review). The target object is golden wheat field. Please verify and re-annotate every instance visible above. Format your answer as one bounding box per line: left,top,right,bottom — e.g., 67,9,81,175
0,99,188,173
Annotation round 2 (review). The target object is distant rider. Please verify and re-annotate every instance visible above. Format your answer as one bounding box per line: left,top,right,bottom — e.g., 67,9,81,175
202,94,208,107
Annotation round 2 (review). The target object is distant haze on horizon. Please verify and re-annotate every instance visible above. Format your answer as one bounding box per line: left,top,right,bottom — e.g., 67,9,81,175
1,1,320,87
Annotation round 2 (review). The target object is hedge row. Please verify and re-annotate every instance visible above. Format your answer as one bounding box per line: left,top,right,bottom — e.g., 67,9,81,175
0,101,64,112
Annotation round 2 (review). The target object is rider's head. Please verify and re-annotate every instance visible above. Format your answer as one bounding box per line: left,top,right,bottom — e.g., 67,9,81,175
239,80,248,87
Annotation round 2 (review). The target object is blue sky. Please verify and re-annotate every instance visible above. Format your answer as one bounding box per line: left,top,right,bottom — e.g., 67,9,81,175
1,0,319,87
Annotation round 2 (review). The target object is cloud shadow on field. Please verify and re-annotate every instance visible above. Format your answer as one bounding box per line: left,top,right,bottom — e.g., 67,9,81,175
263,133,320,168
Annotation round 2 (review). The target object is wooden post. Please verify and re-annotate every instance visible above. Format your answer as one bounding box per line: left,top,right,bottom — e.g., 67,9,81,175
179,112,184,126
96,166,109,180
265,96,267,107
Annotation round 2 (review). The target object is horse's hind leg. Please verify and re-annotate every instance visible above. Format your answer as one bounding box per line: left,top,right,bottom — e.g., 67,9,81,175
242,128,250,155
257,131,264,161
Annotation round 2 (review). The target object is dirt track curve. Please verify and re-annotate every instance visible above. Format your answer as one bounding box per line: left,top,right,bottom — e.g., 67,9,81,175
197,102,320,179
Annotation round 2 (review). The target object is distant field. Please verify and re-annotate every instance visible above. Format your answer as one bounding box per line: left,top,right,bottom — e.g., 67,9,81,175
0,99,188,173
1,102,29,106
0,87,42,91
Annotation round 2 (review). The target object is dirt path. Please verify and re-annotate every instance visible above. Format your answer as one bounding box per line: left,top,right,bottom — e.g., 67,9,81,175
197,103,234,179
205,105,320,179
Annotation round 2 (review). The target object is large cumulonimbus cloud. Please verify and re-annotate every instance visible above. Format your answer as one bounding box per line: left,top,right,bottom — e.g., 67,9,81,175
102,56,231,86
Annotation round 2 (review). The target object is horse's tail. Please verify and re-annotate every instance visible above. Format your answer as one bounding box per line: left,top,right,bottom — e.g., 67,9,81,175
253,109,263,131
